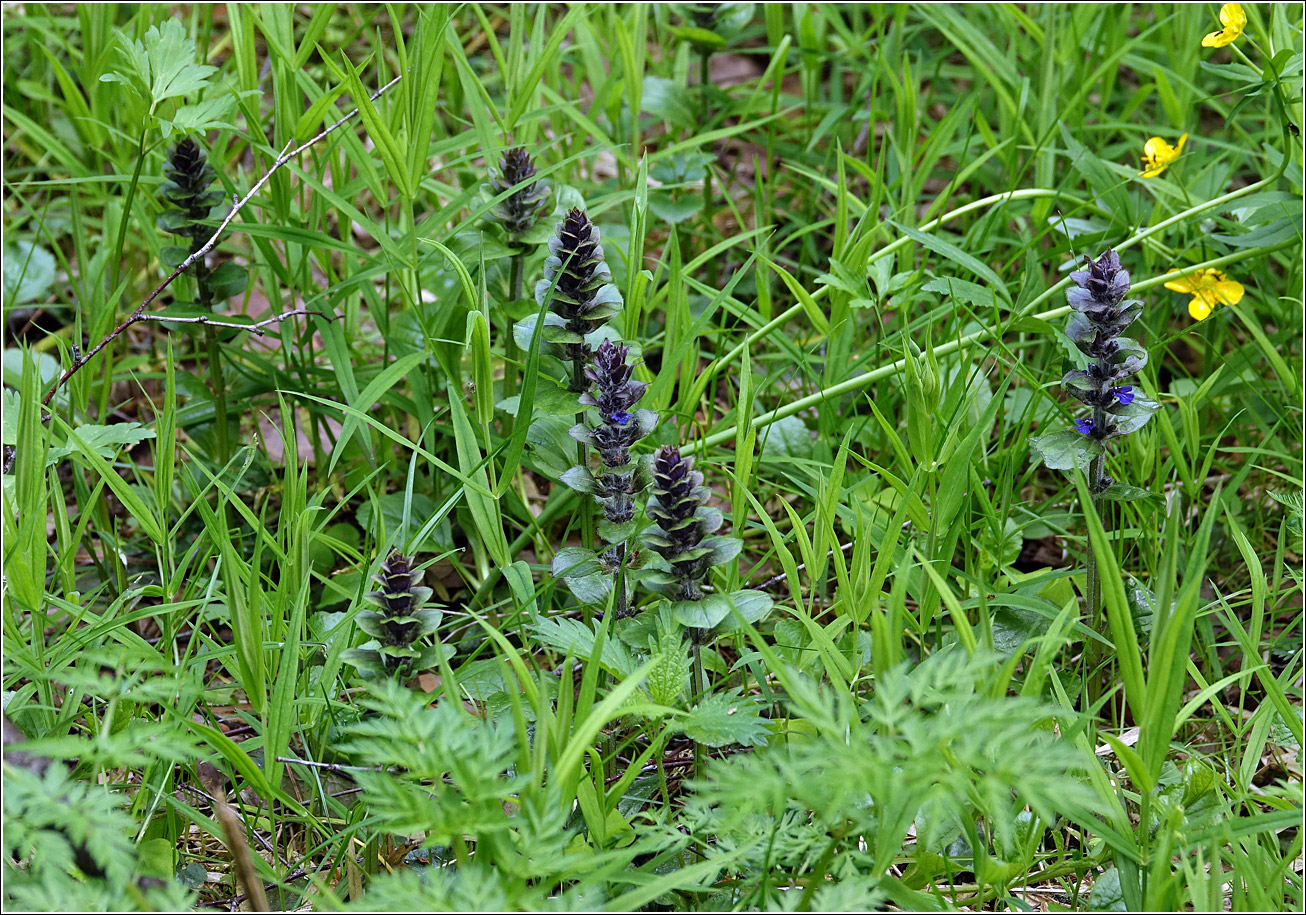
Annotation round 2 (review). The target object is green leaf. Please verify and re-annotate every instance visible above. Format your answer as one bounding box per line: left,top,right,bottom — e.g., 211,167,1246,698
47,422,154,463
666,24,728,50
761,414,813,459
648,191,704,224
679,690,770,747
1029,429,1102,471
2,241,56,305
1210,215,1304,248
207,261,248,301
1099,482,1157,503
645,630,692,707
1108,395,1159,435
102,20,216,110
1058,122,1133,227
160,245,192,269
922,275,1002,310
641,75,697,131
1088,866,1127,911
528,615,636,677
887,219,1008,300
551,546,613,606
167,90,243,134
326,351,425,475
447,392,509,567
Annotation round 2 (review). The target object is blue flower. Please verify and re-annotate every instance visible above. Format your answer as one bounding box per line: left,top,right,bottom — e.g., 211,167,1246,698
1073,417,1096,435
610,410,633,426
1113,385,1134,405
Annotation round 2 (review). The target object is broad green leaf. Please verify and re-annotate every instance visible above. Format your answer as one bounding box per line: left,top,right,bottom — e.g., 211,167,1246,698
2,241,56,305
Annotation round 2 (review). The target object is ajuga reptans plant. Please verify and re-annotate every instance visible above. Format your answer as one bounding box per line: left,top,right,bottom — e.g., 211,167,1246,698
534,206,626,554
484,146,552,409
535,207,624,392
157,138,248,461
344,552,444,681
1030,249,1158,698
553,341,656,618
158,138,249,309
642,445,772,777
484,147,552,245
1031,249,1158,491
643,447,771,648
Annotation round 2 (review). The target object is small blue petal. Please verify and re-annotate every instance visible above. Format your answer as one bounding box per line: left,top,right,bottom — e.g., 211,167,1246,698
1073,417,1095,435
1113,385,1135,405
610,411,633,426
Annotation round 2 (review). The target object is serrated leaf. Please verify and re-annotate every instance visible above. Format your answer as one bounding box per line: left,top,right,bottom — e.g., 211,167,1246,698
680,691,770,747
48,422,155,462
527,616,637,677
103,20,216,109
167,91,241,134
645,633,692,707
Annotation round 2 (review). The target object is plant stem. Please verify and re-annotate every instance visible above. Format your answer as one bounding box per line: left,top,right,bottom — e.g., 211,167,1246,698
573,358,595,605
1085,434,1107,710
614,541,629,621
191,227,230,467
205,325,230,466
504,251,524,420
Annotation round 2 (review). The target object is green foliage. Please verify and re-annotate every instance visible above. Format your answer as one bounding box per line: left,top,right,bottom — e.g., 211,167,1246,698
2,761,195,911
2,4,1301,911
684,651,1108,906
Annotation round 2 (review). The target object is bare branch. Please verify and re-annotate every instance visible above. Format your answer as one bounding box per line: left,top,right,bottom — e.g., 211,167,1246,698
137,309,335,335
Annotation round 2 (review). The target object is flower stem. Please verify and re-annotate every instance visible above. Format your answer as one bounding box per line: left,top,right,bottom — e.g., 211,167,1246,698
205,325,230,466
573,357,595,561
614,541,629,621
1085,449,1106,709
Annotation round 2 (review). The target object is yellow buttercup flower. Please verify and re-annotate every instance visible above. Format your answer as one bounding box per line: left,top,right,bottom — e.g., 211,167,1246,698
1139,133,1188,178
1202,3,1246,48
1164,268,1245,320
